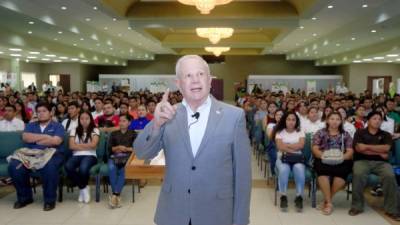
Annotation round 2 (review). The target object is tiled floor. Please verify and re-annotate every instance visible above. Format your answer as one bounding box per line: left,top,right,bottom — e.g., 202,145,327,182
0,154,394,225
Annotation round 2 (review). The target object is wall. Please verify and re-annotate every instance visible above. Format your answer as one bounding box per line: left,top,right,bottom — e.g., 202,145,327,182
343,63,400,94
94,55,337,100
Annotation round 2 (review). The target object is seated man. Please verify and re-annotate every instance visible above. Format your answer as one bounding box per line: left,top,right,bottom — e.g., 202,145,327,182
95,102,119,133
8,102,65,211
0,104,25,131
349,111,400,221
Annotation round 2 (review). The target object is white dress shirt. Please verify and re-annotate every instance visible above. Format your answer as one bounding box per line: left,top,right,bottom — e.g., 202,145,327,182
62,117,79,133
0,117,25,131
182,95,212,157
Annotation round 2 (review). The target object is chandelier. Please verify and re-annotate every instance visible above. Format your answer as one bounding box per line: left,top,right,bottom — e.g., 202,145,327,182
178,0,232,14
205,46,230,56
196,27,234,44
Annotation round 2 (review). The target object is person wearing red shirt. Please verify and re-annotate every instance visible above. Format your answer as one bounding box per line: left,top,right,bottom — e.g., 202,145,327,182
95,102,119,133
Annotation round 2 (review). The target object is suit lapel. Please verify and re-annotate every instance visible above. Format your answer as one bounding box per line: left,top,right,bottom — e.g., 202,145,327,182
175,103,195,159
194,97,223,159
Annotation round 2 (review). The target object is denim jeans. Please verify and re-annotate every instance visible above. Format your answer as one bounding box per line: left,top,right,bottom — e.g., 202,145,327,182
108,159,126,194
64,155,97,189
276,158,305,196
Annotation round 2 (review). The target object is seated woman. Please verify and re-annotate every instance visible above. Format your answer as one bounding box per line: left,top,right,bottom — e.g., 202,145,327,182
337,107,356,138
129,105,150,131
65,111,99,203
108,114,137,208
265,109,284,175
312,112,353,215
353,105,366,129
302,106,325,135
273,112,305,212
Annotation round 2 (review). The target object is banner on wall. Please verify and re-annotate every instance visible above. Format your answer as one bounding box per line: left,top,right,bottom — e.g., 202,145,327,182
6,72,17,89
397,79,400,94
306,80,317,94
271,82,289,94
372,78,384,95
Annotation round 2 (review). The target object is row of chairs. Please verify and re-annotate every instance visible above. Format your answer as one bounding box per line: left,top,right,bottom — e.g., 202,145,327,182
0,131,116,203
248,120,400,208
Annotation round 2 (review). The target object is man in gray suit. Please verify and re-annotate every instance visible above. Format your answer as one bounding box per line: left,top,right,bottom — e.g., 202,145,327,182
134,55,252,225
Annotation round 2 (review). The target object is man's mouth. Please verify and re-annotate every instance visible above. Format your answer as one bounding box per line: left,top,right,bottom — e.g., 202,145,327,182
190,87,202,92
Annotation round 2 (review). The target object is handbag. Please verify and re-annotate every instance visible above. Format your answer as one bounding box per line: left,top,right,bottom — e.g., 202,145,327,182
111,152,131,168
321,134,345,165
281,152,305,164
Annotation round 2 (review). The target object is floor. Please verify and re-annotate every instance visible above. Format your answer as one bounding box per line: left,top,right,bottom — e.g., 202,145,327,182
0,154,395,225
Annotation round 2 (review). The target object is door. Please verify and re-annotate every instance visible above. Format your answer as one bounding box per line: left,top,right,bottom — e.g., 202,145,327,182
211,78,224,100
59,74,71,93
367,76,391,94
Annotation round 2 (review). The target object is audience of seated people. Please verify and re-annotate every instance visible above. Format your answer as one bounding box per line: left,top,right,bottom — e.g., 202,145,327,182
2,85,400,220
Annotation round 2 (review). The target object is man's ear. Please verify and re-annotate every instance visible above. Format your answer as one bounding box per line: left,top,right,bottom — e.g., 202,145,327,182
175,78,182,93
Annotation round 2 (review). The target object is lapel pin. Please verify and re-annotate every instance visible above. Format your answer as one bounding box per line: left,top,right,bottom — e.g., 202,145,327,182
216,110,221,114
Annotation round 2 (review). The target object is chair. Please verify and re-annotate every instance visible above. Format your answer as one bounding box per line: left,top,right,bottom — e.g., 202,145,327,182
0,132,25,178
88,131,108,202
273,133,317,208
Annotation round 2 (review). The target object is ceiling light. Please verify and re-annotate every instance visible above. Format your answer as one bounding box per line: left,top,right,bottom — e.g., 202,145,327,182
80,38,84,41
28,21,34,25
371,30,377,33
299,26,304,29
93,6,98,10
54,38,58,41
374,56,384,60
388,60,393,63
196,27,234,44
104,27,108,30
328,5,334,9
25,59,29,63
396,59,400,61
42,58,50,61
29,51,40,54
9,48,22,51
81,60,88,63
205,46,230,56
128,27,132,30
58,31,63,34
59,56,68,59
351,37,356,41
353,60,362,63
45,54,56,57
28,31,32,34
27,56,37,59
85,18,91,22
73,43,77,46
336,43,341,46
10,54,21,57
387,54,399,57
71,58,79,61
312,33,317,37
362,4,368,8
61,6,67,10
312,17,317,20
113,18,117,21
0,51,3,54
118,33,122,37
177,0,232,14
53,60,62,62
363,58,372,61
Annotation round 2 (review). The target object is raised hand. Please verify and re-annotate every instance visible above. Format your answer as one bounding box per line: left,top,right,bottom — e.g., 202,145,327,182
153,89,177,129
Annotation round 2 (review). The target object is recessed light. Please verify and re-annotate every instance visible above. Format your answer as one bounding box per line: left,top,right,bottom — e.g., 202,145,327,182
28,21,34,25
59,56,68,59
312,33,317,37
53,60,62,62
54,38,58,41
29,51,40,54
10,54,21,57
374,56,384,60
0,51,3,54
380,37,385,40
336,43,341,46
58,31,63,34
351,37,356,41
42,58,50,61
113,18,117,21
312,17,317,20
85,18,91,22
25,59,29,63
328,5,334,9
353,60,362,63
299,26,304,29
362,4,368,8
27,56,37,59
128,27,132,30
80,38,84,41
28,31,32,34
73,43,77,46
387,54,398,57
363,58,372,61
93,6,98,10
16,58,20,61
104,27,108,30
118,33,122,37
81,60,88,63
371,30,377,33
396,58,400,61
45,54,56,57
61,6,67,10
71,58,79,61
9,48,22,51
388,60,393,63
109,47,113,50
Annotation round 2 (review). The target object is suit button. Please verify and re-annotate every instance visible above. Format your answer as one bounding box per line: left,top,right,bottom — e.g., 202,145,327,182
188,189,191,194
191,166,196,170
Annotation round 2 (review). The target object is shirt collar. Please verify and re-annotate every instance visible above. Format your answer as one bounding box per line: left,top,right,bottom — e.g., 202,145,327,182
182,95,211,114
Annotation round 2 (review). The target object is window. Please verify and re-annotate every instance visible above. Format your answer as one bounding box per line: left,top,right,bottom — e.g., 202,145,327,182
21,72,37,88
49,74,60,86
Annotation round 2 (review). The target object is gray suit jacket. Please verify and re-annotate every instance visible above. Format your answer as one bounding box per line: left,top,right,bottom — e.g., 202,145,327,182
133,97,252,225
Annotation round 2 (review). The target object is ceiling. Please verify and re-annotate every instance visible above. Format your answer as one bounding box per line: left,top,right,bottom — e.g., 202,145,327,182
0,0,399,66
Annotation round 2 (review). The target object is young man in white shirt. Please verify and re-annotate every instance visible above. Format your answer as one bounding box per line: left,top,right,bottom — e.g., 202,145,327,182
0,104,25,131
62,101,80,133
91,98,103,120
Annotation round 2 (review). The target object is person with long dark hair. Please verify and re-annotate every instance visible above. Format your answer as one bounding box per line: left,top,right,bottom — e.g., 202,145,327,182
15,100,30,123
273,112,305,212
312,112,354,215
64,111,99,203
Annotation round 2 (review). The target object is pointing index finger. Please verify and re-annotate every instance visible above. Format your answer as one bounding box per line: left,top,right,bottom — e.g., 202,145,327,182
162,88,170,102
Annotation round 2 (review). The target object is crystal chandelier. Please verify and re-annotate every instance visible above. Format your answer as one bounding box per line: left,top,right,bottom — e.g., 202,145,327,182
178,0,233,14
205,46,230,56
196,27,234,44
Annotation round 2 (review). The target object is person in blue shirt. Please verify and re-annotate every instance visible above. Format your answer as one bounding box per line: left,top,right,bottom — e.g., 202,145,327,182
128,105,150,131
8,102,65,211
